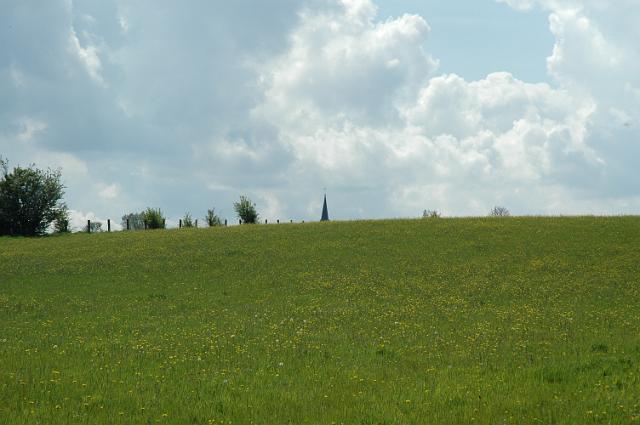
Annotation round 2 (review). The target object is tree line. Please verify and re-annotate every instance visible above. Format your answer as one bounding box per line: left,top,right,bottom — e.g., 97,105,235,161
0,158,260,237
1,158,512,237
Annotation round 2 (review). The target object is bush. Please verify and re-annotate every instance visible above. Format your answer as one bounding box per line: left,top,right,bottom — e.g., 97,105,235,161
121,212,145,230
141,208,165,229
423,209,441,219
205,208,222,227
489,206,510,217
234,196,258,224
182,212,194,228
0,157,67,236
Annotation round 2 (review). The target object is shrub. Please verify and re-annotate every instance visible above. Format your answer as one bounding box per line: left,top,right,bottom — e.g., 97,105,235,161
234,196,258,224
142,208,165,229
0,157,67,236
489,206,510,217
205,208,222,227
423,209,441,219
182,212,194,228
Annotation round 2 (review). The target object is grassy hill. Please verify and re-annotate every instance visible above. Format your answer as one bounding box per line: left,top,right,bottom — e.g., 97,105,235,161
1,217,639,424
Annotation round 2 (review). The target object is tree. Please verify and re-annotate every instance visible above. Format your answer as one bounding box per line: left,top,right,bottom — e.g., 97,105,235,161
53,204,71,233
0,157,67,236
182,212,194,228
121,212,145,230
205,208,222,227
141,208,165,229
82,221,103,233
234,196,258,224
423,209,441,219
489,206,510,217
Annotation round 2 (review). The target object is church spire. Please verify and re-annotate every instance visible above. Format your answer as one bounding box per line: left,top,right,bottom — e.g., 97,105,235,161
320,194,329,221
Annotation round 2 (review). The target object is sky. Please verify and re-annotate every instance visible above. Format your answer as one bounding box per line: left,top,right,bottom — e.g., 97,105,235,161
1,0,639,229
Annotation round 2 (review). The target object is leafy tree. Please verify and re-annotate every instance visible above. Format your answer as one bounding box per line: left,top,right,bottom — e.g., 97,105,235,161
0,157,67,236
182,212,194,228
489,206,510,217
121,212,145,230
82,221,103,233
234,196,258,224
53,204,71,233
205,208,222,227
423,209,441,219
141,208,165,229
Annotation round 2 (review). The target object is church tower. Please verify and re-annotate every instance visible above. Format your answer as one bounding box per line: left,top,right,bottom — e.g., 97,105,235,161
320,194,329,221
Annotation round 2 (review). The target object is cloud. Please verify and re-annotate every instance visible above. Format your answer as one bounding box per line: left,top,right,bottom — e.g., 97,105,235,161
16,118,48,142
249,1,619,216
68,27,104,85
496,0,537,11
98,183,120,200
498,0,640,200
1,0,639,223
1,0,305,220
68,209,122,232
257,3,437,127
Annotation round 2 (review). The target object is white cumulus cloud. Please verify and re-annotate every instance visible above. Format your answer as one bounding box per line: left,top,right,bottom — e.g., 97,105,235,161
247,0,629,216
1,0,639,221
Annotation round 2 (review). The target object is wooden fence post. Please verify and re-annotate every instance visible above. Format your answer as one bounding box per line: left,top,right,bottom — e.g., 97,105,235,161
195,219,198,228
163,219,166,229
107,219,111,232
265,219,268,224
87,220,91,234
224,219,227,226
127,219,130,230
277,219,280,224
179,219,182,229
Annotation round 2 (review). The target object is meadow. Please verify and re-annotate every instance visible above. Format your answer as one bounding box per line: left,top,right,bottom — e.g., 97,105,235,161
0,217,639,424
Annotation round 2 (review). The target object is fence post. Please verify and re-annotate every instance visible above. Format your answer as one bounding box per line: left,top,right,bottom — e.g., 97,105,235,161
163,218,166,229
107,219,111,232
239,219,242,225
179,219,182,229
87,220,91,234
195,219,198,228
127,218,130,231
277,219,279,224
224,219,227,226
265,219,268,224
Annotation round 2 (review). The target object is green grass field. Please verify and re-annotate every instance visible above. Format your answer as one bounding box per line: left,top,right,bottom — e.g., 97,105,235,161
1,217,639,424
